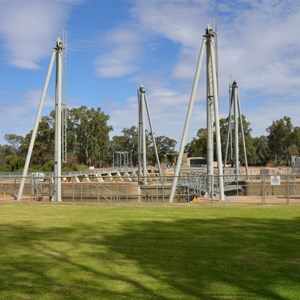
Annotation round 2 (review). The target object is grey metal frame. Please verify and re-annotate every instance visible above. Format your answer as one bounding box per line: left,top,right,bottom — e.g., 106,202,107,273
169,26,225,203
17,38,64,202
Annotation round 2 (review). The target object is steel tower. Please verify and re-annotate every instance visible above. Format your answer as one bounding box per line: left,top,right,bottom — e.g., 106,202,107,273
169,26,225,203
17,38,65,202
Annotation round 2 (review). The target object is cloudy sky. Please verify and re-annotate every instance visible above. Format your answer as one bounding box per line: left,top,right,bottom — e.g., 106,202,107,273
1,0,300,147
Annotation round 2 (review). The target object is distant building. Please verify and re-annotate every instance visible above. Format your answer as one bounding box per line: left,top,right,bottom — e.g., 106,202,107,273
187,157,207,168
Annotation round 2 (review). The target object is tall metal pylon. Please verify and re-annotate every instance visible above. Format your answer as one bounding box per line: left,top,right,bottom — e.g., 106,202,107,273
62,29,68,164
224,80,248,177
17,38,65,202
137,85,162,185
169,25,225,203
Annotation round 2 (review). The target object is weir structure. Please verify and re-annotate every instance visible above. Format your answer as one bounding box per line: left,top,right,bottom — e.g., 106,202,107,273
17,38,65,202
137,85,162,185
169,25,225,203
224,80,248,178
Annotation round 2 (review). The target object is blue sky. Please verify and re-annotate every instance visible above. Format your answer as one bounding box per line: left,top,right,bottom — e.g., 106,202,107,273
1,0,300,147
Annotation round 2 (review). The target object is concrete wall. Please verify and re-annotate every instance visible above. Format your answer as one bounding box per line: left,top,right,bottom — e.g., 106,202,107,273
244,178,300,196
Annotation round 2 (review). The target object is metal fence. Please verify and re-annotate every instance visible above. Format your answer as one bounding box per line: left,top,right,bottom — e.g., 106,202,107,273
0,171,300,205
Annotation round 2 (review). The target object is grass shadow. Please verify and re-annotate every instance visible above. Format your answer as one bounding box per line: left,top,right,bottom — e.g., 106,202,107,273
100,216,300,299
0,206,299,299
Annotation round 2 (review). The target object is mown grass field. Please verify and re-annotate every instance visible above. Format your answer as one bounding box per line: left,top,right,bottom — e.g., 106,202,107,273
0,203,300,299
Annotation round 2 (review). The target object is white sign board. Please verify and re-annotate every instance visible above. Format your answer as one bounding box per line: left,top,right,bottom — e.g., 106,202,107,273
270,175,281,186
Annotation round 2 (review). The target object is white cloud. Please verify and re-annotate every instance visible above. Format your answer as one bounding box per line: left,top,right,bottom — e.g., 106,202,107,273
0,90,54,141
95,0,210,79
3,0,300,146
0,0,81,69
95,28,142,78
130,0,212,80
126,0,300,100
217,0,300,98
130,0,210,47
96,0,300,146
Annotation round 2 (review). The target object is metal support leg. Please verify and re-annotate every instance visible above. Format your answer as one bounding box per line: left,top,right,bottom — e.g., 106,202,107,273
238,92,249,176
144,94,163,179
17,50,56,202
169,37,206,203
209,37,224,200
224,87,234,169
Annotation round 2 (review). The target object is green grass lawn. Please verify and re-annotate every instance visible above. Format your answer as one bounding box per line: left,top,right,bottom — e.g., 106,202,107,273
0,204,300,299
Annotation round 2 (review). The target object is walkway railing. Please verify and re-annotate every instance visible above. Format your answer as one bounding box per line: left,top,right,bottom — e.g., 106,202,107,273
0,171,300,205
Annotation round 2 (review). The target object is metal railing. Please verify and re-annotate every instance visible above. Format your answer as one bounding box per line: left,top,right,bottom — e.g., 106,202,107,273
0,172,300,205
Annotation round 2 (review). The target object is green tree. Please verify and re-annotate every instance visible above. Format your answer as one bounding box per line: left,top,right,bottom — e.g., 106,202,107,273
0,144,15,170
251,136,270,166
289,126,300,157
4,134,24,154
5,154,25,172
153,135,177,163
17,106,112,169
20,115,55,166
267,116,294,166
185,128,207,158
68,106,112,167
111,126,141,166
185,115,258,166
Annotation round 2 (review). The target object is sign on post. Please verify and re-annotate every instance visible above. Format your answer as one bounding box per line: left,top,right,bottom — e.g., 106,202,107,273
270,175,281,186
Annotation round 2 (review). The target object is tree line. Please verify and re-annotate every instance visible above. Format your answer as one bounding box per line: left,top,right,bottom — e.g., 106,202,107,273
0,106,177,172
0,105,298,172
185,115,299,167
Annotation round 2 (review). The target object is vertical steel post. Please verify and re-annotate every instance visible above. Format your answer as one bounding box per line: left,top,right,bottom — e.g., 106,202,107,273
137,90,142,182
262,175,265,205
286,174,290,205
208,32,224,200
233,81,239,177
206,37,214,196
54,38,64,202
138,86,147,185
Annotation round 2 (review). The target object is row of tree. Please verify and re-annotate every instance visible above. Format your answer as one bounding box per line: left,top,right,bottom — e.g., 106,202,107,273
0,105,298,172
0,106,177,172
185,115,299,167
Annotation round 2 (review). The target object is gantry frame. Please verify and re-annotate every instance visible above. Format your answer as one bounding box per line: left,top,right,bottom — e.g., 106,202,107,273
17,38,64,202
169,26,225,203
